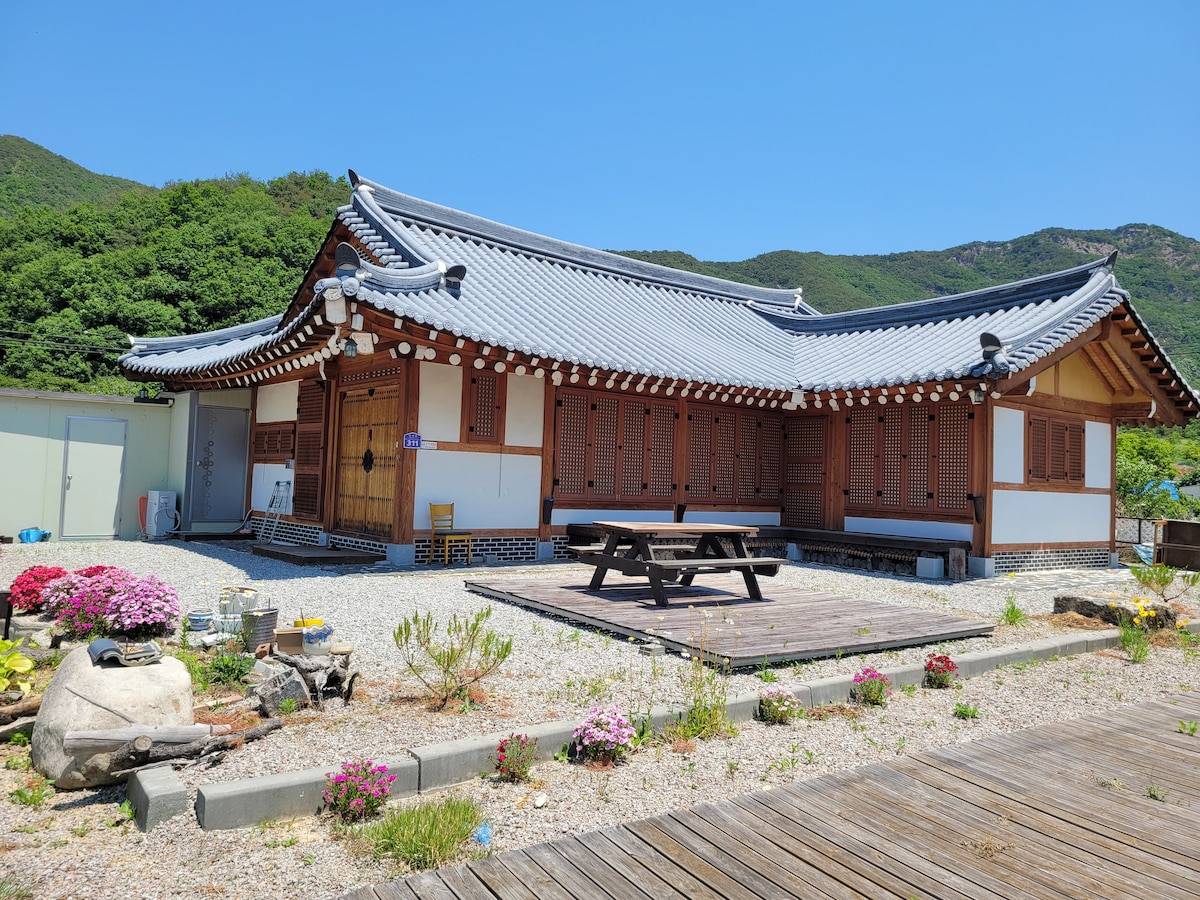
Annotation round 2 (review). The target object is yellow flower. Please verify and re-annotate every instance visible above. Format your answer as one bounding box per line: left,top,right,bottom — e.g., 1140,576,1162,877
1108,602,1116,607
1148,610,1157,617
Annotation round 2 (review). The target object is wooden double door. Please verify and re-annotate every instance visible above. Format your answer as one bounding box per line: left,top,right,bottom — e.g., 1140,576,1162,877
335,384,403,539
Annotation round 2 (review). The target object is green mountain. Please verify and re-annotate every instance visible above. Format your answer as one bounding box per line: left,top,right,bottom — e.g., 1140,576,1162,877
0,136,1197,393
0,135,151,217
617,225,1200,382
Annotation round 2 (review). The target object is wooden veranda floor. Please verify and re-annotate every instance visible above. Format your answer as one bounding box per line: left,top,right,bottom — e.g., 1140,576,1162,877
345,692,1200,900
466,574,992,667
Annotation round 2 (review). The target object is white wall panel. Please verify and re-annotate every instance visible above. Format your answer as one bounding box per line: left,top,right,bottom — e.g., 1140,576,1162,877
1085,420,1112,489
504,373,543,447
992,406,1025,484
414,450,541,529
844,517,974,541
991,490,1110,543
418,363,463,441
255,382,298,423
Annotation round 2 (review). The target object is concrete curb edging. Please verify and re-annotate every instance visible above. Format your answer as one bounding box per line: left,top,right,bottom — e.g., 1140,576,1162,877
132,623,1195,831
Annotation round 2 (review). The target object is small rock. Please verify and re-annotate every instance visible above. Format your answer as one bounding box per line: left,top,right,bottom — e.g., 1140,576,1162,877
0,716,35,742
532,792,548,808
253,668,311,717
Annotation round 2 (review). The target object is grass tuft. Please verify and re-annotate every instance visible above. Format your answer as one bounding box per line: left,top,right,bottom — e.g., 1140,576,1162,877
354,796,482,870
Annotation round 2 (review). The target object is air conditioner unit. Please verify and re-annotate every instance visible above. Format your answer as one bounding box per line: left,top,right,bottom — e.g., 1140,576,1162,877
145,490,177,538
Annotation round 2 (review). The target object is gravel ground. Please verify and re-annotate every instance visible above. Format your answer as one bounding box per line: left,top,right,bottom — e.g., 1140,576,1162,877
0,540,1196,899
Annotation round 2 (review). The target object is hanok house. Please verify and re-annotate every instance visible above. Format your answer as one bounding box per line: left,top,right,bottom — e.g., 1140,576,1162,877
120,173,1199,576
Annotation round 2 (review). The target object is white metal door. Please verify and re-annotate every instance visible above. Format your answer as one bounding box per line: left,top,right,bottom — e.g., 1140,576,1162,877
61,416,128,540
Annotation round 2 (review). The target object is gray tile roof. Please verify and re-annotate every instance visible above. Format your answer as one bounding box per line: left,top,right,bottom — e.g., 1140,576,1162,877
121,174,1196,409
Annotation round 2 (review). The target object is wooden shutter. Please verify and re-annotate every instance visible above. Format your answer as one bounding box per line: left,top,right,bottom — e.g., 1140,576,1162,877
847,408,876,506
292,381,326,520
687,407,713,499
879,406,904,506
758,416,782,503
647,403,676,498
467,371,501,443
1067,422,1085,483
736,412,759,502
1028,415,1048,482
555,391,589,497
907,410,930,508
711,412,736,500
936,403,970,511
591,395,619,497
620,400,647,497
251,424,295,463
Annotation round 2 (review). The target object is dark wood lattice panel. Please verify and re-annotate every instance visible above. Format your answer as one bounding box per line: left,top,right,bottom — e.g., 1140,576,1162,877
847,408,877,506
1049,421,1067,480
879,406,904,507
737,413,759,500
297,381,326,425
907,411,930,508
783,487,823,527
621,401,647,496
648,404,676,497
291,472,321,519
789,418,824,457
468,372,499,443
758,417,782,502
711,413,736,499
555,392,589,496
936,403,970,511
591,395,619,497
687,407,713,499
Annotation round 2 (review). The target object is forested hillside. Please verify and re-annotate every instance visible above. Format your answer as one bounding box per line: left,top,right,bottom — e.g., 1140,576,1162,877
620,226,1200,381
0,137,1197,394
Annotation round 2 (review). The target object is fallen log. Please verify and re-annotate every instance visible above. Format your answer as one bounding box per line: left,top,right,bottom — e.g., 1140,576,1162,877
110,718,283,777
0,694,41,725
63,723,232,754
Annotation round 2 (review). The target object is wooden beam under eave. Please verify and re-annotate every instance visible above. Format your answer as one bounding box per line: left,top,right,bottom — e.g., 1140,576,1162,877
1085,342,1135,396
994,321,1104,395
1078,345,1118,396
1105,333,1193,426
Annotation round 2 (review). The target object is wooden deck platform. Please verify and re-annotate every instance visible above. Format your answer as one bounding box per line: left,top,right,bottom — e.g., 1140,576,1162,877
466,574,992,667
346,691,1200,900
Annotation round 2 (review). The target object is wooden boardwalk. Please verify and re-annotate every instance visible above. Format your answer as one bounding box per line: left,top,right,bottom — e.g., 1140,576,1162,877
466,574,993,667
346,692,1200,899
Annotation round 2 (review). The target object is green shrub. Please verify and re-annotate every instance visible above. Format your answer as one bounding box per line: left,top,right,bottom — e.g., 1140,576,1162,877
354,796,482,869
393,608,512,710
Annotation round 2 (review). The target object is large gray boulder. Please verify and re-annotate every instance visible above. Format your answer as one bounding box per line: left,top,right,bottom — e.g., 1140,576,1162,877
31,646,193,789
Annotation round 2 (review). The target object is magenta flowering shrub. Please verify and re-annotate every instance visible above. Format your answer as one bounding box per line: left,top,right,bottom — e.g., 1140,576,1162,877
572,705,635,764
107,574,180,638
851,666,892,707
323,759,396,822
40,567,180,640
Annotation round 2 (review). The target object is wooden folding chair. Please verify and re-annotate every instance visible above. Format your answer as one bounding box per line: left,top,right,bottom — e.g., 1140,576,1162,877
429,503,473,566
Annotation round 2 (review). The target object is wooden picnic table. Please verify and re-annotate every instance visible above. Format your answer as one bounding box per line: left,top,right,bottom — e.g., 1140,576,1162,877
577,521,788,606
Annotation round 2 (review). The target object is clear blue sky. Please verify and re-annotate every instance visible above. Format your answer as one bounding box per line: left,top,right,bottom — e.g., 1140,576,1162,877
3,1,1197,260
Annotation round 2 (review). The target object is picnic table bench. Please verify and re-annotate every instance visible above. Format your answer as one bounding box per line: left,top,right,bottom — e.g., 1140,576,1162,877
575,521,788,606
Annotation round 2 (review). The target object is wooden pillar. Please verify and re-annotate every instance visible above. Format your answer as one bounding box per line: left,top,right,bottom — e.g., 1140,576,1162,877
538,376,556,544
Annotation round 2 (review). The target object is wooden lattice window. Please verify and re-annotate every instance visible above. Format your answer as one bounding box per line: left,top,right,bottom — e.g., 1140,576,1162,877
291,380,327,520
1028,414,1085,485
847,408,877,506
685,404,784,505
758,417,783,502
845,402,972,517
554,389,677,502
555,392,589,496
591,396,619,497
936,403,970,511
648,404,676,497
687,407,713,500
466,371,502,443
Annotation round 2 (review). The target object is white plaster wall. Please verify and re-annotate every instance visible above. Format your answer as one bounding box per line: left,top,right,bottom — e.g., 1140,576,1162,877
845,516,974,541
256,381,299,423
418,363,463,442
1085,420,1112,489
550,509,780,526
505,373,543,447
991,490,1110,543
414,450,541,529
251,463,293,514
992,406,1025,484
